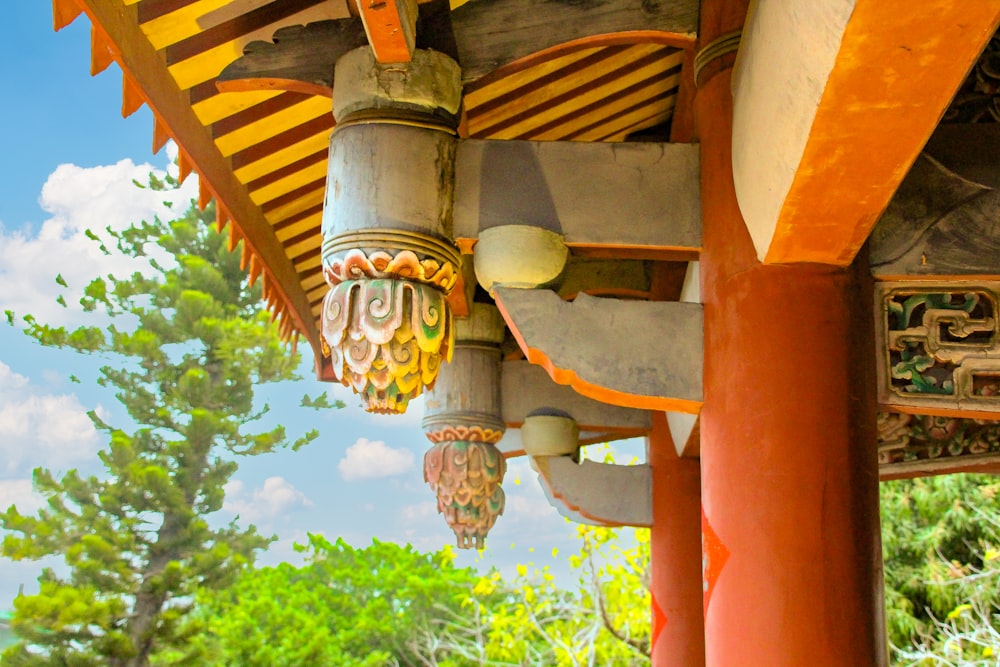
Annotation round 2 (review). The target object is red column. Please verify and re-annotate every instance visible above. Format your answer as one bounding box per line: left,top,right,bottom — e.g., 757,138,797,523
695,4,887,665
649,413,705,667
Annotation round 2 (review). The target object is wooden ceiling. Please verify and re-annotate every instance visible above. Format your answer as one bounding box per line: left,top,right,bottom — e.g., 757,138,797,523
55,0,698,371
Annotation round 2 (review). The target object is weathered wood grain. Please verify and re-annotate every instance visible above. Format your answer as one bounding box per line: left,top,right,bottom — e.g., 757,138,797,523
452,0,697,83
870,152,1000,277
216,0,696,92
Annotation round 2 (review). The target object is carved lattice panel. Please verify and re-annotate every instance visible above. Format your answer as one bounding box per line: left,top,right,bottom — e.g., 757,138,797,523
877,282,1000,412
878,411,1000,467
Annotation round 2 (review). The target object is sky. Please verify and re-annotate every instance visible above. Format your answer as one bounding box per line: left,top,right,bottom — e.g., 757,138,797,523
0,2,644,605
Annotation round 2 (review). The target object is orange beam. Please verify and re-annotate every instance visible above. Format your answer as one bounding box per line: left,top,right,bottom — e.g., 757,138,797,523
354,0,417,63
737,0,1000,266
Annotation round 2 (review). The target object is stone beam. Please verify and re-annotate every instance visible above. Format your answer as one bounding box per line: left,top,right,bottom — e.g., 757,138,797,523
533,457,653,527
501,360,651,435
494,288,703,413
731,0,1000,265
454,140,701,260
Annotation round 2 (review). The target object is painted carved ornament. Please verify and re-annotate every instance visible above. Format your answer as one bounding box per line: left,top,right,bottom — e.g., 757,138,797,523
321,235,461,414
424,438,506,550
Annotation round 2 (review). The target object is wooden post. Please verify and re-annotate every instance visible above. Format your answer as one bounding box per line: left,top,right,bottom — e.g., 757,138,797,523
649,413,705,667
694,2,887,664
422,304,508,549
321,47,463,414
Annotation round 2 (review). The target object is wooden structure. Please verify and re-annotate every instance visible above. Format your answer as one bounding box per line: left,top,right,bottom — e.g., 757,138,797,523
51,0,1000,664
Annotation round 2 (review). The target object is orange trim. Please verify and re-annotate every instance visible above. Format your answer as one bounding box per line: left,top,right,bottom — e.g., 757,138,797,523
495,294,703,414
228,226,241,253
90,24,114,76
240,242,251,271
355,0,414,64
197,180,212,211
52,0,83,32
669,47,697,143
765,0,1000,265
215,205,230,234
121,73,144,118
215,78,333,99
177,151,193,184
74,0,324,368
248,254,263,287
445,271,470,318
151,114,170,154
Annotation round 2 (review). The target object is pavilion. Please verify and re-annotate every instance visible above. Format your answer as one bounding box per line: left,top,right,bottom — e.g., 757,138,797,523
52,0,1000,664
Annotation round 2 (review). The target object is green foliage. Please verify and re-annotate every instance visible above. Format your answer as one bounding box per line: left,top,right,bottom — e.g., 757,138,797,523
1,175,329,666
449,526,650,667
882,474,1000,664
189,535,484,667
193,525,650,667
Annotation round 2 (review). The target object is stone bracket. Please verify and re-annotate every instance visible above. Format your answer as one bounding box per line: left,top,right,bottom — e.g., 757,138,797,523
533,456,652,527
454,140,701,260
498,360,651,456
494,287,703,413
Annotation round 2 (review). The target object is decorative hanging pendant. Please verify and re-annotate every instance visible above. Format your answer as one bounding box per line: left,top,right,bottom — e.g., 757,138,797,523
422,304,508,548
320,47,462,413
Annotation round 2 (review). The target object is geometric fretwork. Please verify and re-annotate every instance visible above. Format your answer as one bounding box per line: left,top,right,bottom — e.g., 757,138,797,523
877,282,1000,412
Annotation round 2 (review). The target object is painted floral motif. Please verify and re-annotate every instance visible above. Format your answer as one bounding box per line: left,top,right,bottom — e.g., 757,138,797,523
321,279,453,414
324,248,459,293
424,440,506,550
424,425,505,444
877,411,1000,466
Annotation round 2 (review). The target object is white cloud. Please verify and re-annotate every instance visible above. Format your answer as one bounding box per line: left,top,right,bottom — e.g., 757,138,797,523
0,361,102,474
0,479,44,515
338,437,415,481
401,500,438,522
223,476,314,522
0,159,197,325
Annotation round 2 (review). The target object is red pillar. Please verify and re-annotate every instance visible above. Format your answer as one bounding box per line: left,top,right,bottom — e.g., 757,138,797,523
695,3,887,665
649,413,705,667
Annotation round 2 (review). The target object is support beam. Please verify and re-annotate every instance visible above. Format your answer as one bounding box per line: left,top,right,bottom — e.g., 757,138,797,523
354,0,417,63
731,0,1000,265
451,0,697,82
532,456,652,527
870,153,1000,279
455,140,701,260
494,288,703,413
501,360,652,442
215,0,697,92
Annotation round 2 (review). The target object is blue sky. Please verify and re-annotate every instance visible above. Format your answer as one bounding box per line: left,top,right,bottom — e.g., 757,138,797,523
0,1,648,606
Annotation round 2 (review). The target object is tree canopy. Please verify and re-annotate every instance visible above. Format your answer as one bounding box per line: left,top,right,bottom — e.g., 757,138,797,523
1,175,332,666
191,525,650,667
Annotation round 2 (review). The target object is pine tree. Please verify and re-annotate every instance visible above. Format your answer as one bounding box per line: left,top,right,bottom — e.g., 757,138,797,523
1,175,334,666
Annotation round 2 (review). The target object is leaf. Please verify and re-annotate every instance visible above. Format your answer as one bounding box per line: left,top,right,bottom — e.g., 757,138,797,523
55,274,68,288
